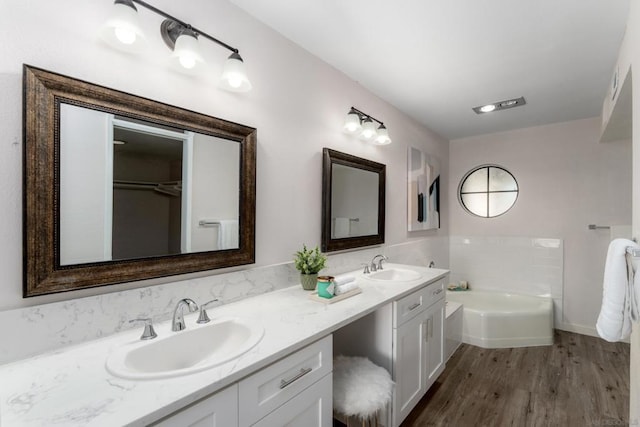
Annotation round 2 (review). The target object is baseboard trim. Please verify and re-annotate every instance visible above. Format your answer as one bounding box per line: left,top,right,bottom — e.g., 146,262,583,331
556,322,598,337
555,322,630,343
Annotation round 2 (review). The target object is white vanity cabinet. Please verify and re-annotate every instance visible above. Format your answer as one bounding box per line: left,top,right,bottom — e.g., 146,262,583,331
152,335,332,427
391,279,445,427
152,384,238,427
393,304,429,423
333,276,447,427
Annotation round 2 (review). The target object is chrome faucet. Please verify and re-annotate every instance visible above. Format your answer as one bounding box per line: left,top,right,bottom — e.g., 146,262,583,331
172,298,199,332
370,254,388,272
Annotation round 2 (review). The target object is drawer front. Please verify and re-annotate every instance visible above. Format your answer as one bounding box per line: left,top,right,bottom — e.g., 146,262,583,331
424,279,445,308
394,288,427,327
251,373,332,427
151,384,238,427
239,335,332,427
394,279,446,327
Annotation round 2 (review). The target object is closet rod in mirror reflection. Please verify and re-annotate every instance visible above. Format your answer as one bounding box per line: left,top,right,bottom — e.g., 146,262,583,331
588,224,611,230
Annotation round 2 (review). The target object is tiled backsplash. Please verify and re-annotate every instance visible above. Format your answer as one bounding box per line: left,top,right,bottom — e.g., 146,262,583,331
0,237,448,364
449,236,564,327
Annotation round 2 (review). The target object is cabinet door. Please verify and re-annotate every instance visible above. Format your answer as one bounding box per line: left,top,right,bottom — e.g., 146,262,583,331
251,373,332,427
426,299,445,388
153,384,238,427
392,311,428,425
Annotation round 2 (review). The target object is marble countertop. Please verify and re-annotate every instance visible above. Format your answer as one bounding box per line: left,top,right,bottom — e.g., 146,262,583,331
0,264,448,427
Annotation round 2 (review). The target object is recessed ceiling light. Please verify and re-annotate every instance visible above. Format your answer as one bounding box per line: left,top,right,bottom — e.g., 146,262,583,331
113,140,127,145
473,96,526,114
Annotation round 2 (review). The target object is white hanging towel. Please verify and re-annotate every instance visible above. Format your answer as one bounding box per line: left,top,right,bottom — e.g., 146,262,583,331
217,219,239,250
596,238,640,342
334,218,350,238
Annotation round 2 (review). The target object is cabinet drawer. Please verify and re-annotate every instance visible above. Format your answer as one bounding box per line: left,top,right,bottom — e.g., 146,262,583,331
394,288,427,327
394,279,446,327
239,335,332,426
251,373,332,427
424,279,445,308
152,384,238,427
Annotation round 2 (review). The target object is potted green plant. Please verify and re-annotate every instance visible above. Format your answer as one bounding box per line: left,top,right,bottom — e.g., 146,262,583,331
294,244,328,290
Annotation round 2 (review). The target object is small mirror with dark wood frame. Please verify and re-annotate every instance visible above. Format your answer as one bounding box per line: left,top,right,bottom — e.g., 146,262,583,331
321,148,385,252
23,65,256,297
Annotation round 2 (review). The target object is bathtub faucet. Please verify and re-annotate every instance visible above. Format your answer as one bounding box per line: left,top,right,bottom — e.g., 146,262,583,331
370,254,388,272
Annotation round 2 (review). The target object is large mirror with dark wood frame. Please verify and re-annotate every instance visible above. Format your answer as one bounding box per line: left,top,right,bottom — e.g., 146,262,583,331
23,65,256,297
321,148,385,252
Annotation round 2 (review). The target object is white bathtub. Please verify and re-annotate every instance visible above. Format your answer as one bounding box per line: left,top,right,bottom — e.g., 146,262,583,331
446,290,553,348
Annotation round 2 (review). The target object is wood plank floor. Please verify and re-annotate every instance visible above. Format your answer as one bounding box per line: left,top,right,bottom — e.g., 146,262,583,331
400,330,630,427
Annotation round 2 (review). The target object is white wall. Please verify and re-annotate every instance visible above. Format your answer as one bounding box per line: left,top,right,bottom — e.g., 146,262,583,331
0,0,449,311
449,117,632,335
621,0,640,420
59,104,111,264
190,134,240,251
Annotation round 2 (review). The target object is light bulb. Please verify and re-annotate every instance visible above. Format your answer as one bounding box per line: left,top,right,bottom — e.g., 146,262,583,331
344,122,359,133
114,27,136,45
362,129,376,139
480,104,496,113
178,54,197,69
227,75,243,89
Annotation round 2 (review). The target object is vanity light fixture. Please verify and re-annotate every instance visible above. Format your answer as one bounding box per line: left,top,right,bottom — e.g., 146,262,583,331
342,107,392,145
472,96,526,114
101,0,252,92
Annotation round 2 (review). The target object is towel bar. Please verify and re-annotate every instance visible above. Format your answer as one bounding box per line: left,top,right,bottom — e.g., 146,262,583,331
199,220,221,227
626,247,640,257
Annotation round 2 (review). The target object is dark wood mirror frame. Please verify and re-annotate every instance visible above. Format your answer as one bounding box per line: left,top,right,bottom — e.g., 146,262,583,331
23,65,256,297
321,148,385,252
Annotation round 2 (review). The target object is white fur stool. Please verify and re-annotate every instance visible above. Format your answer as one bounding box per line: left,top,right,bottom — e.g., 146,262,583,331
333,355,394,427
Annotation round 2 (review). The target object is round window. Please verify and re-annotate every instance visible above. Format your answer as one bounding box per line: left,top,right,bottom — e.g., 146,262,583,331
458,165,518,218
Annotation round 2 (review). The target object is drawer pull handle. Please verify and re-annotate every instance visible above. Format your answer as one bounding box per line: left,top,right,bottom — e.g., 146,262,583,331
434,288,443,295
408,302,421,311
280,367,313,389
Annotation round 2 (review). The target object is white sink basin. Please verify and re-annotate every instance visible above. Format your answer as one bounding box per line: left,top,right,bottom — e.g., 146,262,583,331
367,268,422,282
106,317,264,380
